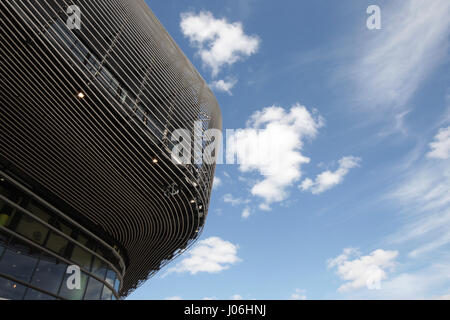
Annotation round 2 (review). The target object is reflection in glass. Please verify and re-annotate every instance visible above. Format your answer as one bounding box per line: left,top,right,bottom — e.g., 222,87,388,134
45,231,69,257
31,256,67,294
0,276,26,300
91,257,107,280
0,249,38,283
71,246,92,271
84,277,103,300
101,286,113,300
14,212,49,245
24,288,56,300
58,270,88,300
105,269,116,288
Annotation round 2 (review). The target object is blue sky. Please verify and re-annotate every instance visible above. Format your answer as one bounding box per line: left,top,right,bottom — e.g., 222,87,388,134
128,0,450,300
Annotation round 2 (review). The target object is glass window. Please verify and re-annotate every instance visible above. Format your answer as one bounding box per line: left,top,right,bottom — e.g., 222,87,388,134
0,276,26,300
58,270,88,300
31,256,67,294
0,229,10,248
26,200,52,223
0,248,38,283
45,231,69,257
24,288,56,300
84,277,103,300
0,199,15,228
70,246,92,271
105,269,116,288
91,257,107,280
101,286,113,300
114,278,120,293
14,212,49,245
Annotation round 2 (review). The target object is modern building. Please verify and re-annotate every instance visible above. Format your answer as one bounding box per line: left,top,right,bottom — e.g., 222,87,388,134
0,0,221,300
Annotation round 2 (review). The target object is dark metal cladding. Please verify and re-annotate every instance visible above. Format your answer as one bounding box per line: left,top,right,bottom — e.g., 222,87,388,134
0,0,222,296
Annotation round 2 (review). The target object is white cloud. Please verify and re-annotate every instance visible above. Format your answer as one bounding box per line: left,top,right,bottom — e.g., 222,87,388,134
387,161,450,257
290,289,307,300
241,207,251,219
300,156,361,194
436,294,450,300
231,294,243,300
223,194,250,206
228,103,324,207
213,176,222,189
210,78,237,95
351,0,450,112
427,126,450,160
165,296,183,300
165,237,241,276
327,248,398,293
203,296,218,300
343,260,450,299
180,11,260,76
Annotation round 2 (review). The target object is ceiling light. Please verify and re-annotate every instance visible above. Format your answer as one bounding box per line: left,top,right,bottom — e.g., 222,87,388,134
152,158,158,164
190,199,196,204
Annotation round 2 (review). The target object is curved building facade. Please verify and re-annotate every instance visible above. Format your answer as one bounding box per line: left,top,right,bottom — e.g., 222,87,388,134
0,0,221,299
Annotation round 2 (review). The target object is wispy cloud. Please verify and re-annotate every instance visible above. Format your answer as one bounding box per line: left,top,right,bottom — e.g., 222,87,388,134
351,0,449,112
180,11,260,77
223,194,251,206
427,126,450,160
300,156,361,194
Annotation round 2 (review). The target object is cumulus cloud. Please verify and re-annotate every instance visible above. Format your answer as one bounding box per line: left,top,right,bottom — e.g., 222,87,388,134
241,207,251,219
165,237,241,276
290,289,307,300
180,11,260,76
228,103,324,207
210,78,237,95
427,126,450,160
213,176,222,189
165,296,183,300
300,156,361,194
327,248,398,292
231,294,243,300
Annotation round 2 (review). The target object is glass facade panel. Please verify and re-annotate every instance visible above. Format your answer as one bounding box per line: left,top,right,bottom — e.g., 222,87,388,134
101,286,113,300
31,256,67,294
14,212,49,245
0,248,38,283
71,246,92,271
91,257,107,280
26,200,52,223
24,288,56,300
84,277,103,300
0,276,27,300
105,269,116,288
45,231,69,257
0,199,15,228
58,271,88,300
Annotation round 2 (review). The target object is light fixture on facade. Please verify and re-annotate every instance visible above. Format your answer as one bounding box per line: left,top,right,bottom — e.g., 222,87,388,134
190,199,196,204
152,158,158,164
77,91,85,99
